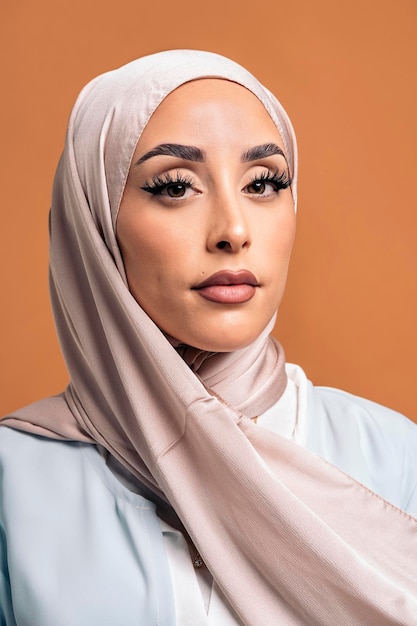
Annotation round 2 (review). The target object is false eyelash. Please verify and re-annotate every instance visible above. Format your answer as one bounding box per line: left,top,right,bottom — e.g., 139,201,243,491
141,171,195,195
250,168,292,190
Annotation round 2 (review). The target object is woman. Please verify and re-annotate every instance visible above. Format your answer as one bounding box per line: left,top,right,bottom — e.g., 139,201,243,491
1,50,417,625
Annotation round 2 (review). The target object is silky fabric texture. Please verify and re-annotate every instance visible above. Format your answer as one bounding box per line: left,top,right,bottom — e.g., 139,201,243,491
3,50,417,624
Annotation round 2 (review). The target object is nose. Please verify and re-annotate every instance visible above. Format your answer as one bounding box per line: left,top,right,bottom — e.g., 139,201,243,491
206,192,251,253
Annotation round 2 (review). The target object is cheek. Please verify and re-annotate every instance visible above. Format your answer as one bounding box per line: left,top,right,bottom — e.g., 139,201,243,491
262,208,296,267
118,218,190,297
122,233,158,278
117,213,157,289
278,216,296,263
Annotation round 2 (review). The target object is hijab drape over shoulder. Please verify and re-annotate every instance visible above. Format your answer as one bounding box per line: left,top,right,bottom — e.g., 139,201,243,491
3,50,417,624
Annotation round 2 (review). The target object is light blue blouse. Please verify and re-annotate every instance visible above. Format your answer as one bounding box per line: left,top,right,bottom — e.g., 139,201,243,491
1,378,417,625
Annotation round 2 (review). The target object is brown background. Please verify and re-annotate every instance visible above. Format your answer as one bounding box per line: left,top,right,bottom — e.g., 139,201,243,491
1,0,417,420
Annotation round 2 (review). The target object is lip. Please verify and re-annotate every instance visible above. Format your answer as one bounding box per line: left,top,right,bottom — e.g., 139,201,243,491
192,270,259,304
193,270,259,289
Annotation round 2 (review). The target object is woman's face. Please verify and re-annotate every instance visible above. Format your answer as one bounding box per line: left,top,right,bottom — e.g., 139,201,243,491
116,79,296,352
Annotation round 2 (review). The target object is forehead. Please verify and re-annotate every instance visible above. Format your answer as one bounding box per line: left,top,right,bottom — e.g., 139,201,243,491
136,78,285,152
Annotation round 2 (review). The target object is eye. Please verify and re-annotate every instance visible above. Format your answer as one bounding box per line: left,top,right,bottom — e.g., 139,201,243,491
246,180,270,195
164,183,188,198
243,168,292,197
141,172,198,200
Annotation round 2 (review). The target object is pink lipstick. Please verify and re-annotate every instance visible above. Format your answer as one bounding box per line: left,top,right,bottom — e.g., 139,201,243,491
192,270,259,304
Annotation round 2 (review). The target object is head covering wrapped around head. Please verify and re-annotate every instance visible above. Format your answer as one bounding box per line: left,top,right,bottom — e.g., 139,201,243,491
41,49,294,456
69,49,298,281
4,50,417,624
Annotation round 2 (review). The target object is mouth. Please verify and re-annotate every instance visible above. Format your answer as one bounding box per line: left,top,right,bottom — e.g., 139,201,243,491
192,270,259,304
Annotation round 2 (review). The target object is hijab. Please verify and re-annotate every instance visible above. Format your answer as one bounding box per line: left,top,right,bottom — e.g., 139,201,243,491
3,50,417,624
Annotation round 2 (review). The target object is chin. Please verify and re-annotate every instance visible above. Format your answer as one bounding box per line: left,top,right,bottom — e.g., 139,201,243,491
161,306,278,353
177,328,266,353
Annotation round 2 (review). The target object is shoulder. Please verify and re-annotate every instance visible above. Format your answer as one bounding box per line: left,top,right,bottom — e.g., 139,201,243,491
309,384,417,448
0,426,156,520
305,381,417,513
0,426,151,509
0,427,174,624
0,426,98,531
0,425,87,487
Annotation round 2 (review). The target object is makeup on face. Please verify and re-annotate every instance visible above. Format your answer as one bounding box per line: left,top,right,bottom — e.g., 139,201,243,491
116,79,296,352
192,269,260,304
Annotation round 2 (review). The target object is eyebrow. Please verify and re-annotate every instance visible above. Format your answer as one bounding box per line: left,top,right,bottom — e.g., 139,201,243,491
135,141,287,166
241,143,287,163
135,143,205,165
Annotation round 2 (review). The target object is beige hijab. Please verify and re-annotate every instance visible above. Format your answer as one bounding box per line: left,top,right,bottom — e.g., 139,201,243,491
3,50,417,624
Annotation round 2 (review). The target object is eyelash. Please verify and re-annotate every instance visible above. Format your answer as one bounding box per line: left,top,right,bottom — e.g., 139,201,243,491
141,168,292,197
141,172,195,196
247,168,292,193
